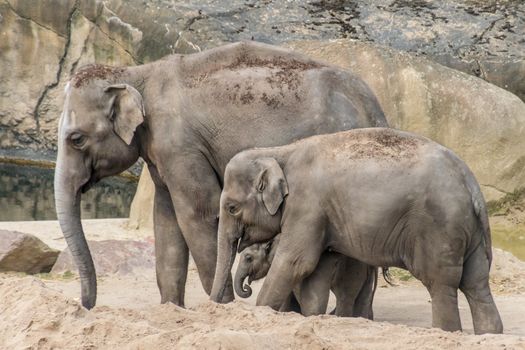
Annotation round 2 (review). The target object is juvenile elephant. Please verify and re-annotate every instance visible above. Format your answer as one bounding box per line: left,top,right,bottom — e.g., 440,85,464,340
54,41,388,309
210,128,503,334
235,234,377,318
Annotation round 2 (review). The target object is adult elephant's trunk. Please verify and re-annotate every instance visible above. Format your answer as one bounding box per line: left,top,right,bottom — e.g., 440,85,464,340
234,262,252,298
54,165,97,309
210,216,239,303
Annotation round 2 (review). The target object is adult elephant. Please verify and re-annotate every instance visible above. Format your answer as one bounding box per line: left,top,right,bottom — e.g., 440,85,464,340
54,41,387,309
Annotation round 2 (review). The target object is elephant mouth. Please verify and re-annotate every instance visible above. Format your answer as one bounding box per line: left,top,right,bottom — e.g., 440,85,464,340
237,227,248,253
81,176,99,193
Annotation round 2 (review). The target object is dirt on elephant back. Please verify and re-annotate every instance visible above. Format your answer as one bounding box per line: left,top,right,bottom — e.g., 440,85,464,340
0,274,523,350
183,43,324,92
225,52,323,72
72,64,126,88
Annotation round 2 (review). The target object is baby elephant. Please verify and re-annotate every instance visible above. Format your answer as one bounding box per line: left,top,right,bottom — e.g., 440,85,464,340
211,128,503,334
235,234,377,318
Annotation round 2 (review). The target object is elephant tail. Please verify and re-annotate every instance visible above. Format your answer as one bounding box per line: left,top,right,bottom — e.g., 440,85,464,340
381,267,395,286
465,170,493,268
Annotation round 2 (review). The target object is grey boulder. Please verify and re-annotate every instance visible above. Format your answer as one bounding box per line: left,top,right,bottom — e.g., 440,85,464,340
0,230,60,274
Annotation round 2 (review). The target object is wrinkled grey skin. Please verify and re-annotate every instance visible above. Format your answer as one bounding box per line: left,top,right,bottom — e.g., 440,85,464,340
235,235,377,318
210,128,503,335
54,41,388,309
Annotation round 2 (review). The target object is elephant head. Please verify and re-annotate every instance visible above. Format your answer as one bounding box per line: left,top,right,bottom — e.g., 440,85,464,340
234,235,280,298
210,153,288,303
54,65,144,309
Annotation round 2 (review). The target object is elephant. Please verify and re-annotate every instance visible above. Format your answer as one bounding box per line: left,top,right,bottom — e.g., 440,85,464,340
235,234,377,318
54,41,388,309
210,127,503,335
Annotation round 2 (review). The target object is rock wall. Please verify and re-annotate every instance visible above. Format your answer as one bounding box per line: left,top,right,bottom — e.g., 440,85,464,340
1,0,524,154
0,0,140,151
105,0,525,102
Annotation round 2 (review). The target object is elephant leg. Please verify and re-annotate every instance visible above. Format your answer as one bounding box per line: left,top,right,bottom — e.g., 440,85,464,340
409,224,464,332
279,293,302,313
459,245,503,334
295,253,337,316
332,257,373,318
152,174,188,306
427,283,461,332
418,262,463,332
289,293,302,313
168,155,234,302
257,219,324,310
351,265,377,320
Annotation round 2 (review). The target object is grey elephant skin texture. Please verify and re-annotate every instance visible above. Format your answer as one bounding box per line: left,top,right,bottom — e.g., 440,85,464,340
54,41,387,310
235,235,377,318
210,127,503,335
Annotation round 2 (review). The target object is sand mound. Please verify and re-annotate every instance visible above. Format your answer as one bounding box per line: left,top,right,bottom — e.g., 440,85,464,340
0,275,523,349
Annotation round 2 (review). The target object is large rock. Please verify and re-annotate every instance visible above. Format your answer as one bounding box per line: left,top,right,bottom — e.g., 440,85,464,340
285,40,525,201
0,230,59,273
52,239,154,276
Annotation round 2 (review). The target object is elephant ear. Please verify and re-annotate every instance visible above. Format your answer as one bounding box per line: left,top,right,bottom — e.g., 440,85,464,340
105,84,144,145
256,158,288,215
266,234,281,261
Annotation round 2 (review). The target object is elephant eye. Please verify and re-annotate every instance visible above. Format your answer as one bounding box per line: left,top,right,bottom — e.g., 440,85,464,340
245,255,253,262
227,203,240,216
69,133,86,148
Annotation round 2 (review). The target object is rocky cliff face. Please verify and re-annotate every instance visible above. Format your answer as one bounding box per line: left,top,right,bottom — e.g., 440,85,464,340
104,0,525,100
1,0,523,154
0,0,140,152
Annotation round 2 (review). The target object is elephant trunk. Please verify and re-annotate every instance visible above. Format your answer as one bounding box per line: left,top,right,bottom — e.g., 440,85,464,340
210,217,239,303
234,262,253,298
54,165,97,309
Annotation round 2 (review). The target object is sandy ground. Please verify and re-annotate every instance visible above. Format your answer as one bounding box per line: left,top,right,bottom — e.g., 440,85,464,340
0,219,524,349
